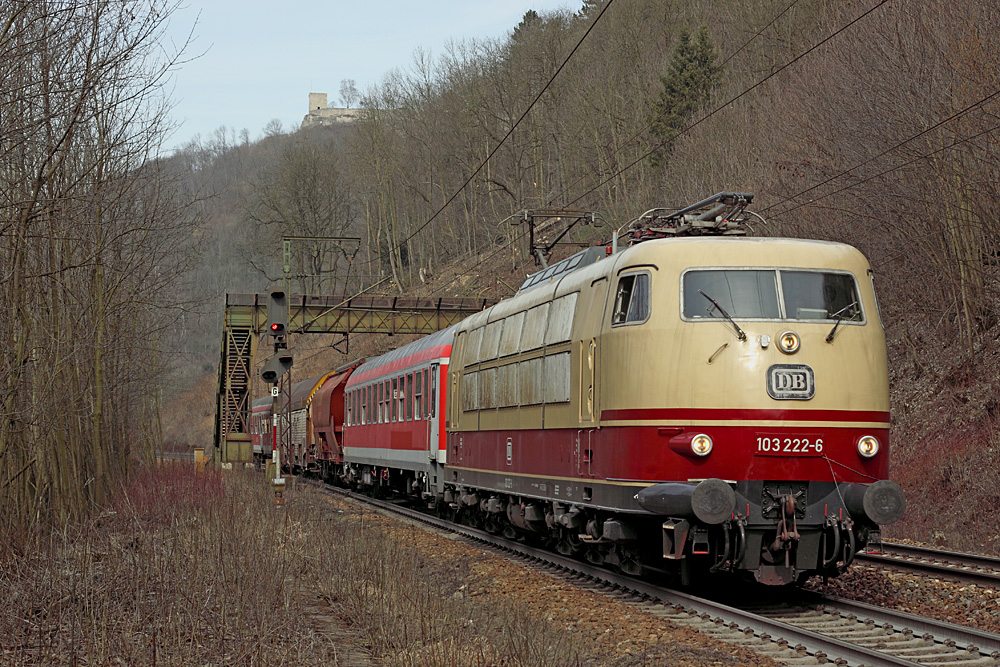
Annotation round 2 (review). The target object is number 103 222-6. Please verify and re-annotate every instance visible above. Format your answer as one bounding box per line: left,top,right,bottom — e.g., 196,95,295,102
755,436,823,455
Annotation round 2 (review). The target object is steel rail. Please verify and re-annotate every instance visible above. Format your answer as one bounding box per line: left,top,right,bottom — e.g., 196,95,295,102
309,481,953,667
813,594,1000,656
857,542,1000,588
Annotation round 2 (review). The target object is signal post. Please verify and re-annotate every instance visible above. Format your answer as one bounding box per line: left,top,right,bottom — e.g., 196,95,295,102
262,287,292,504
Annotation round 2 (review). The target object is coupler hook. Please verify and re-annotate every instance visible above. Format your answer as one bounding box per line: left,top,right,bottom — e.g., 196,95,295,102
770,494,801,565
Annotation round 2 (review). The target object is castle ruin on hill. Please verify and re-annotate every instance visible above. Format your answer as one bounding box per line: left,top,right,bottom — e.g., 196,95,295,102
301,92,361,129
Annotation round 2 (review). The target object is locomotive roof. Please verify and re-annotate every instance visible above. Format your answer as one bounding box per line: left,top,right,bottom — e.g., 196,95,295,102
615,236,867,266
453,236,870,334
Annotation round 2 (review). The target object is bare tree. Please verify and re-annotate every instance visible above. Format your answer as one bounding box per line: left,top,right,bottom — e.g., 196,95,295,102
339,78,360,109
0,0,194,539
244,135,358,294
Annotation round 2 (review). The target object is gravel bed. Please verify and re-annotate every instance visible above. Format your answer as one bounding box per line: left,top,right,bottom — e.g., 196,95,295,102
806,563,1000,634
325,492,780,667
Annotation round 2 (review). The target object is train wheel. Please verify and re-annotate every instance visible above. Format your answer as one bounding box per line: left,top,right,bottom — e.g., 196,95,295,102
611,545,643,577
484,515,503,535
437,502,455,521
556,530,584,557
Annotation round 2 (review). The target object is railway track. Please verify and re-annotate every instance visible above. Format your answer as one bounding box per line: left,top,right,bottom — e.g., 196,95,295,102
855,543,1000,588
308,480,1000,667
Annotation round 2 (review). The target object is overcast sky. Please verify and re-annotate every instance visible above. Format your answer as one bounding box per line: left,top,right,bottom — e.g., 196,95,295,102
163,0,575,150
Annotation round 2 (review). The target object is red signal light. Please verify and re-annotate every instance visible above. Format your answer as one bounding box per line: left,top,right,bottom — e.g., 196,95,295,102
270,323,280,332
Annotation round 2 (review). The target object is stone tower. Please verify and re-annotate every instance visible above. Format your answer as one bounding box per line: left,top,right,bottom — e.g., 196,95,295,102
308,92,328,112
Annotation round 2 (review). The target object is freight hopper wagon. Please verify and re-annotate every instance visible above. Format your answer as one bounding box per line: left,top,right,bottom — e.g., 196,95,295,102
253,362,362,472
311,360,365,477
443,193,905,585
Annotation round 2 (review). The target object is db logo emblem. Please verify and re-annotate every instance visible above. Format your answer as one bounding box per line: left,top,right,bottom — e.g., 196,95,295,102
767,364,815,400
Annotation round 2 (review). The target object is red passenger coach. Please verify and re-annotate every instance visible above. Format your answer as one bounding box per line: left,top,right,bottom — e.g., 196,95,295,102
341,327,451,496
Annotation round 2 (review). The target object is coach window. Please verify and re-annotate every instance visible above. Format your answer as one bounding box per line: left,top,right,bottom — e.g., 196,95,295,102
430,365,438,418
383,381,389,422
423,369,430,418
384,380,391,421
390,378,397,421
612,272,651,325
414,371,423,420
361,388,366,425
379,382,386,423
397,376,404,421
406,373,414,420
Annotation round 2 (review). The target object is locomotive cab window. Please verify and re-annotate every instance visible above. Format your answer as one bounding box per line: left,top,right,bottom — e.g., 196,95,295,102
682,268,864,323
781,271,862,322
612,272,651,325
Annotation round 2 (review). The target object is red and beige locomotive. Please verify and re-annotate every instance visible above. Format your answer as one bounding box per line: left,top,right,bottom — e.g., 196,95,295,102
253,192,905,586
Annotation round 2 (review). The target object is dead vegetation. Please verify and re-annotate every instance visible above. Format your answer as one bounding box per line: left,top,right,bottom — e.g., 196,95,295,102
0,464,592,666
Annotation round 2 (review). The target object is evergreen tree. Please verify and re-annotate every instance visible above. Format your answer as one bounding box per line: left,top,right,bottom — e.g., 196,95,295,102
579,0,606,18
512,10,541,43
649,26,722,166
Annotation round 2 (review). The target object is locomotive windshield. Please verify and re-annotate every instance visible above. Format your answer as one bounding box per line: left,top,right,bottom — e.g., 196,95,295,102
683,269,862,322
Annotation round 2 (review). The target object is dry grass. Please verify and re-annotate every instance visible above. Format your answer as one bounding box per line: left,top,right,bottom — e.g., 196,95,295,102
0,464,586,666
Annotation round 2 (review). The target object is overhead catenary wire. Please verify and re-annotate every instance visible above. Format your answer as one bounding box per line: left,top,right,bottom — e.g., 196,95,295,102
562,0,892,209
759,86,1000,217
767,118,1000,222
546,0,802,207
443,1,873,296
358,0,617,270
435,227,530,295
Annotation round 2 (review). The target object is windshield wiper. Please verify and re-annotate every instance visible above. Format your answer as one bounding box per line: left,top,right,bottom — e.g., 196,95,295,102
825,300,858,343
698,289,747,341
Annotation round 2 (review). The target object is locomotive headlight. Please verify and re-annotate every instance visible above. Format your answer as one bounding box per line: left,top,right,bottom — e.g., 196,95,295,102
857,435,880,458
778,331,800,354
691,434,713,457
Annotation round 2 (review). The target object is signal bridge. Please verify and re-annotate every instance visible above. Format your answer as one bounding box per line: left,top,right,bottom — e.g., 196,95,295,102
214,292,492,464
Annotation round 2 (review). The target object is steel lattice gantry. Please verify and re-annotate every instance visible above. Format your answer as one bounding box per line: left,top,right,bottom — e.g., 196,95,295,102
214,293,492,464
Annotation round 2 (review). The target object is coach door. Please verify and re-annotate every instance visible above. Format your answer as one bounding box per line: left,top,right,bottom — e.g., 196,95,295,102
578,275,608,425
575,276,610,479
427,364,439,460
